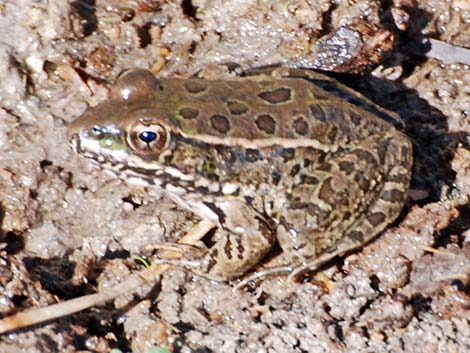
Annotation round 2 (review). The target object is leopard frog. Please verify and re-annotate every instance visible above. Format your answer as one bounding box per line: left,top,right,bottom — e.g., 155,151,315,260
68,67,412,281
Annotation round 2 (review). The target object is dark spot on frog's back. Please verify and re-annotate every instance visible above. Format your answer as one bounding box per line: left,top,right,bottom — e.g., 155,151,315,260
354,174,370,193
255,114,276,134
353,149,378,167
300,174,319,185
309,104,327,122
307,202,321,216
381,189,405,203
237,241,244,260
388,173,409,184
289,164,301,177
271,170,281,185
179,107,199,120
306,203,329,224
348,230,364,242
338,160,355,174
184,80,208,94
293,117,309,135
258,87,291,104
210,114,231,133
376,139,391,163
367,212,385,226
318,176,335,202
226,101,249,115
350,112,362,127
280,148,295,161
245,148,260,162
327,126,337,141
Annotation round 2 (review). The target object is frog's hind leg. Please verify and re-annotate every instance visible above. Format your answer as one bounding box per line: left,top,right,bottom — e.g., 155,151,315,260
339,133,412,249
280,133,413,279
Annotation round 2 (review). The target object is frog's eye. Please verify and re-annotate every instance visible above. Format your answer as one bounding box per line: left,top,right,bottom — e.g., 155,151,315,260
127,120,169,157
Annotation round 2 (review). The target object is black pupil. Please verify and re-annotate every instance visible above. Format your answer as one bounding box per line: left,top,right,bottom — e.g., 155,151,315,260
139,131,157,143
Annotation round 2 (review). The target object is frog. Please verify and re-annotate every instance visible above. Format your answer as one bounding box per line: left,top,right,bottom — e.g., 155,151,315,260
67,66,413,281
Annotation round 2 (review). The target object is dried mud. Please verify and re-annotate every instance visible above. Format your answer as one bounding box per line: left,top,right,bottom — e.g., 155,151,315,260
0,1,469,352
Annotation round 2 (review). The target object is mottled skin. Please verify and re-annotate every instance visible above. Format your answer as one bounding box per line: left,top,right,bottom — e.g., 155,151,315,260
68,67,413,281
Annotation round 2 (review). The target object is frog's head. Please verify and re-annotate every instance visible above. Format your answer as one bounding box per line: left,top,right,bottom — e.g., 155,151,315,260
68,70,182,182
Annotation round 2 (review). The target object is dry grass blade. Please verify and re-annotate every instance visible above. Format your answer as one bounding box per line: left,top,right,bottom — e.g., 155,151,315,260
426,39,470,65
0,220,216,334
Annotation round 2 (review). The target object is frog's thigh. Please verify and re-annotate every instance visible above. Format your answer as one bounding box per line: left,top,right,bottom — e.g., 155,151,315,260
277,134,412,266
195,199,276,281
336,135,412,250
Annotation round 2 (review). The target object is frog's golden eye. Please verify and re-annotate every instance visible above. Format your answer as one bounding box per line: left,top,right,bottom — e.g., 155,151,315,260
127,119,169,157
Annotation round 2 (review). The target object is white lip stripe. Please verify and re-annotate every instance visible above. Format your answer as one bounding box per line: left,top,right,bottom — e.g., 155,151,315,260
74,133,198,183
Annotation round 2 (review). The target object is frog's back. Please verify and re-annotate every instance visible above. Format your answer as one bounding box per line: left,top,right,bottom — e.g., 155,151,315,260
154,74,396,148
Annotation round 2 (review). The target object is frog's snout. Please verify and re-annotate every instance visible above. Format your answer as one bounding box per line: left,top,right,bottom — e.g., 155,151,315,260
67,118,82,142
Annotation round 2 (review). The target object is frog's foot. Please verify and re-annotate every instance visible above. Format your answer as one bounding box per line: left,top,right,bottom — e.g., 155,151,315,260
149,242,209,275
149,242,206,257
151,257,203,271
146,242,205,257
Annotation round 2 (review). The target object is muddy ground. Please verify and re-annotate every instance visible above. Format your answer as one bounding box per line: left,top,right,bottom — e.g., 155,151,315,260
0,0,469,352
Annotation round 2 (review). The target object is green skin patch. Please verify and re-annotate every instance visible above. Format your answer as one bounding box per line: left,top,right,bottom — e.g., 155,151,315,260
99,135,126,151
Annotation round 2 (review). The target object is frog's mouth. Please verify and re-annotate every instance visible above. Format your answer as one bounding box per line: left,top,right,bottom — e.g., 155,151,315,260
69,125,129,166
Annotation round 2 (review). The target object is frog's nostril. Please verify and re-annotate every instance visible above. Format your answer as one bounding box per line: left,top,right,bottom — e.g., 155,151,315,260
91,126,102,136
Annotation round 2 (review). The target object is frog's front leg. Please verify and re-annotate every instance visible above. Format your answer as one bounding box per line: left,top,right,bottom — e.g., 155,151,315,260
181,199,276,281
